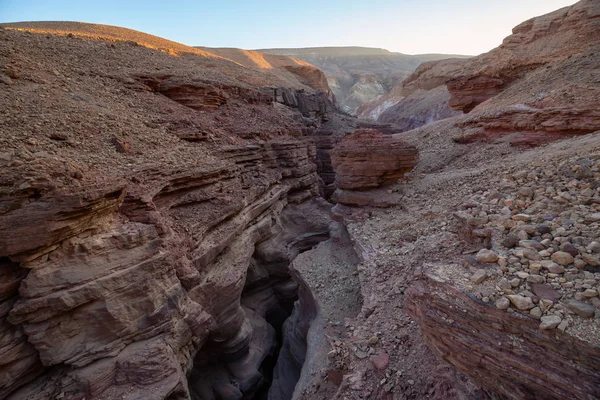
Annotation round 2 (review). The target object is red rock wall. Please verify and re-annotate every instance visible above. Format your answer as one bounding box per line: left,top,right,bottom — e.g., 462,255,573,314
406,276,600,400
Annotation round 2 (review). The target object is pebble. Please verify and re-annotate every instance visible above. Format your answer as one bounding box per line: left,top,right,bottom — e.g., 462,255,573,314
370,352,390,372
0,74,13,85
476,249,499,263
557,320,569,331
565,300,595,318
582,254,599,267
471,269,488,284
529,307,542,319
517,187,534,198
527,275,546,284
507,295,534,310
530,283,561,302
539,315,562,330
586,213,600,222
496,297,510,310
502,235,520,248
513,214,531,222
544,262,565,274
551,251,574,266
588,242,600,254
522,248,541,261
560,243,580,257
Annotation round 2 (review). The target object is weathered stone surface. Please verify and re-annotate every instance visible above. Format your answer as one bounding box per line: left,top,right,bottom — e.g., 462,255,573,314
406,278,600,400
539,315,561,330
370,352,390,372
331,129,418,191
551,251,575,266
530,283,561,302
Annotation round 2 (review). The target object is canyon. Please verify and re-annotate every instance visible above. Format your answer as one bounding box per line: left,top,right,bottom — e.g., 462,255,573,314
1,1,600,399
258,47,469,115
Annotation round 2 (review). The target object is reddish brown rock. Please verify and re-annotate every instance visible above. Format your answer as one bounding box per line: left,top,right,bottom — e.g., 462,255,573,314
331,129,418,191
406,276,600,400
0,23,352,400
370,352,390,373
446,75,505,113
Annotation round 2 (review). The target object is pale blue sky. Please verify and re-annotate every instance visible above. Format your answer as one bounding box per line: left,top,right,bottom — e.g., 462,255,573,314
0,0,578,55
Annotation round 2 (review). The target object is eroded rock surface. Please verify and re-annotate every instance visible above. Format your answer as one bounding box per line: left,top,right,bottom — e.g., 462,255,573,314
0,24,357,400
406,276,600,399
330,129,417,207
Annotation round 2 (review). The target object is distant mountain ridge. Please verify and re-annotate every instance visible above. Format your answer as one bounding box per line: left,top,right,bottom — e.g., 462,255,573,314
259,47,470,114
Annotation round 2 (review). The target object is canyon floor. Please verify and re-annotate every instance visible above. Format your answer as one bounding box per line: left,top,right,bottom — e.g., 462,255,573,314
1,1,600,399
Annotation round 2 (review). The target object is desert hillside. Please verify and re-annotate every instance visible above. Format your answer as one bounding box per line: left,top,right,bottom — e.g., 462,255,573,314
1,21,332,93
260,46,469,114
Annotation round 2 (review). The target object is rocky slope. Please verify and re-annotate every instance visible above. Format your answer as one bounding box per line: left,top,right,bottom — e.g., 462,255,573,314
0,22,363,400
2,1,600,400
260,47,469,114
360,0,600,142
307,1,600,399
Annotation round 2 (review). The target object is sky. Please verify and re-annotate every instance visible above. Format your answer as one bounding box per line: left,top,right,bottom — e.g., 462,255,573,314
0,0,579,55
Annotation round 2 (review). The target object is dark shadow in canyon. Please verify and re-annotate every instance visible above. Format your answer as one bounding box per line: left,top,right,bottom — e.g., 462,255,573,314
186,200,335,400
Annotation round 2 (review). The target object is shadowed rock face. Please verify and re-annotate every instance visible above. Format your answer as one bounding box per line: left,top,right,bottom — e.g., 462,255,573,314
331,130,418,191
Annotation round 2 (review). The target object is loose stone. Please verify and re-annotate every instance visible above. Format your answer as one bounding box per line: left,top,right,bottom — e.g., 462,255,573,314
551,251,574,266
539,315,562,330
565,300,595,318
507,295,534,310
476,249,499,263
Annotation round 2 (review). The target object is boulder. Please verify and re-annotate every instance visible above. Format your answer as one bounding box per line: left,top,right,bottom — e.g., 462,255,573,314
331,129,418,191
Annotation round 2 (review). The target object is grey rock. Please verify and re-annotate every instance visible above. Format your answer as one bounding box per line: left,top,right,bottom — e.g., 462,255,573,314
565,300,595,318
539,315,562,330
507,295,534,310
495,297,510,310
471,269,488,284
476,249,499,263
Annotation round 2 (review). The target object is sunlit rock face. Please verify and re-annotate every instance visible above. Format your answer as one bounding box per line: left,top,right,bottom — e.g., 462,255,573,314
259,47,469,114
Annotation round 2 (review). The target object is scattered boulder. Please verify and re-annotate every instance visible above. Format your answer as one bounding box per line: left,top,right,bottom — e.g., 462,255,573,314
539,315,562,330
530,284,561,302
471,269,488,283
507,295,534,310
370,352,390,372
476,249,499,263
565,300,595,318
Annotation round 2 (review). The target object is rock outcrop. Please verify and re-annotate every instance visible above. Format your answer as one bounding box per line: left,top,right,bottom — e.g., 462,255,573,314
406,273,600,400
330,129,418,207
356,57,468,124
361,0,600,145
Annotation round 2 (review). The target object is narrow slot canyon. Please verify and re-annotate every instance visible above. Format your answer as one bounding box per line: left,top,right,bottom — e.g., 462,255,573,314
185,202,362,400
